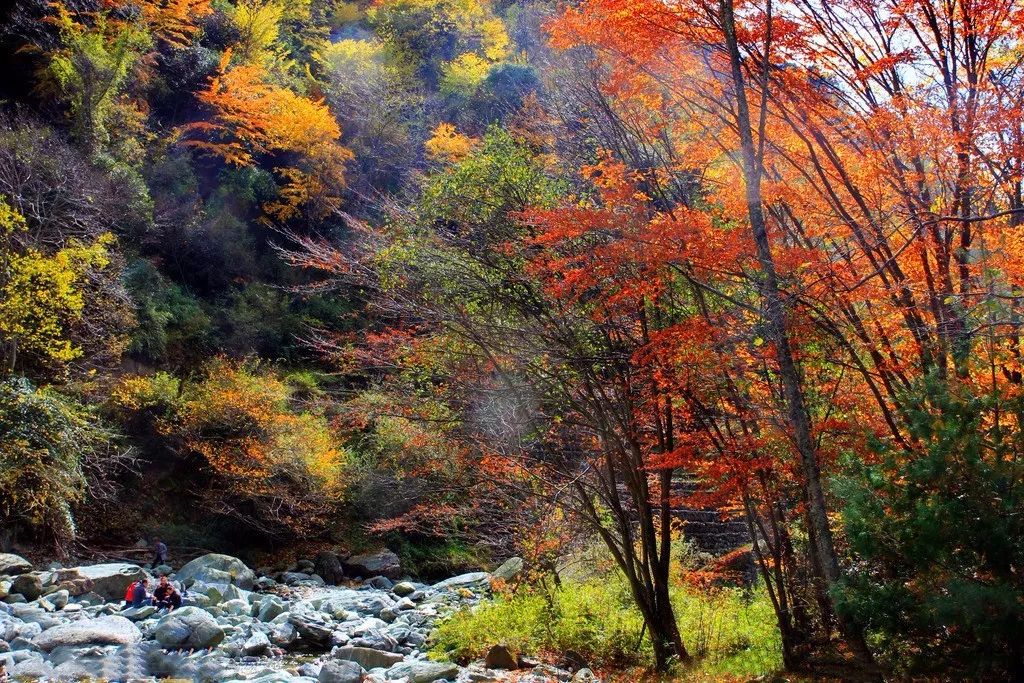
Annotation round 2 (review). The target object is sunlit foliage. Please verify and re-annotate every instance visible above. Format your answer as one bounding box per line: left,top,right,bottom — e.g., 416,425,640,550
185,53,353,220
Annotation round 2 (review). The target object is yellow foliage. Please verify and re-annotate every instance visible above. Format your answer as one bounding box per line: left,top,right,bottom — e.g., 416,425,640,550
321,38,384,71
328,1,364,25
425,122,478,162
231,0,285,64
480,18,510,61
176,358,347,493
0,196,26,234
110,372,181,411
440,52,490,96
0,199,113,368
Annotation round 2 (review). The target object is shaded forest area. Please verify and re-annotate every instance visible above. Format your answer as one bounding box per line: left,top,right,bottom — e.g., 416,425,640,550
2,0,1024,679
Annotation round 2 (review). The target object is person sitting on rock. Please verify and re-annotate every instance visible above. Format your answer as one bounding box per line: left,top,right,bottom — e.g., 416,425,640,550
124,578,151,608
153,575,181,611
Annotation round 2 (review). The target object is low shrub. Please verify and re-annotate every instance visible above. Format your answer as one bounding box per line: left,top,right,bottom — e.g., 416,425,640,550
431,570,782,678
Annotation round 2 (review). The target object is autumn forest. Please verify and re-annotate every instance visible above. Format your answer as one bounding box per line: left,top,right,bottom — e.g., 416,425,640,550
1,0,1022,680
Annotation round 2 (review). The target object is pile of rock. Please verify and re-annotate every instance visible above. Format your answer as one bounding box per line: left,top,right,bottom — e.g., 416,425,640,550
0,550,598,683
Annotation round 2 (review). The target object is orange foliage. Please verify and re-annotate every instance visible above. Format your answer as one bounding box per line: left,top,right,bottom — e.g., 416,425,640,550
138,0,213,46
541,0,1024,506
184,53,353,221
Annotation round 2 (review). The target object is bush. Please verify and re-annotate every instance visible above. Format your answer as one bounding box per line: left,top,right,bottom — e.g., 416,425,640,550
431,570,782,677
836,377,1024,678
111,358,349,539
0,377,124,548
123,259,211,363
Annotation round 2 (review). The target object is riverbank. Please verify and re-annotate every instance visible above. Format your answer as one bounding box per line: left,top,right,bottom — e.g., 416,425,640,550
0,552,598,683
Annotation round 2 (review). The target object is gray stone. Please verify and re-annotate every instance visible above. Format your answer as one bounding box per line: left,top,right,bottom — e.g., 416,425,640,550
0,554,31,577
386,660,460,683
392,582,416,597
254,576,277,591
281,572,317,585
155,606,226,649
342,550,401,580
9,656,56,679
350,628,397,652
532,664,572,681
257,598,286,622
222,584,247,602
365,576,393,590
491,557,523,583
206,584,224,605
572,669,599,683
58,563,146,600
32,615,141,651
176,554,256,590
431,572,490,590
10,575,41,601
41,589,69,611
270,622,298,648
298,663,322,678
221,598,250,616
121,604,158,621
290,611,334,646
318,659,363,683
332,645,403,669
243,630,271,655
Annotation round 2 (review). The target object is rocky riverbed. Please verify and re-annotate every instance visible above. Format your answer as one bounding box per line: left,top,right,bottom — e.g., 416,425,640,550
0,552,599,683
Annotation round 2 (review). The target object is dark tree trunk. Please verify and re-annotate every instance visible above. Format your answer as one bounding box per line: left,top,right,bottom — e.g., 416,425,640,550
717,0,876,670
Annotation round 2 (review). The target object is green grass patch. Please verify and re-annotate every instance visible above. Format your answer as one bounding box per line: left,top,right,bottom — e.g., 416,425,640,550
431,572,783,679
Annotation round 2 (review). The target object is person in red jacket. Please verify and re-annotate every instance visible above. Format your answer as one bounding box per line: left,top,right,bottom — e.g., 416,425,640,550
123,578,151,608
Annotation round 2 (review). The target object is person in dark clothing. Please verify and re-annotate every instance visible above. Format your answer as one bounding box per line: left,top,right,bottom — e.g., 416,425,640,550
124,578,151,608
152,538,167,567
153,576,181,611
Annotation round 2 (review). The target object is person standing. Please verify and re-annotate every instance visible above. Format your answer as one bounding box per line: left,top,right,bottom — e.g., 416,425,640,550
152,538,167,568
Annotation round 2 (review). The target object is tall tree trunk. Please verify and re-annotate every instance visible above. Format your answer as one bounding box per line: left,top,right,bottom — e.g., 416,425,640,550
718,0,876,669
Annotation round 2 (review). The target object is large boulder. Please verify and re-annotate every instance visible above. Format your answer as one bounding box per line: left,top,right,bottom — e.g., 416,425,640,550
331,645,404,669
59,563,147,600
175,554,256,590
387,660,461,683
314,552,345,586
154,606,226,649
0,553,31,576
32,615,142,651
342,549,401,580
